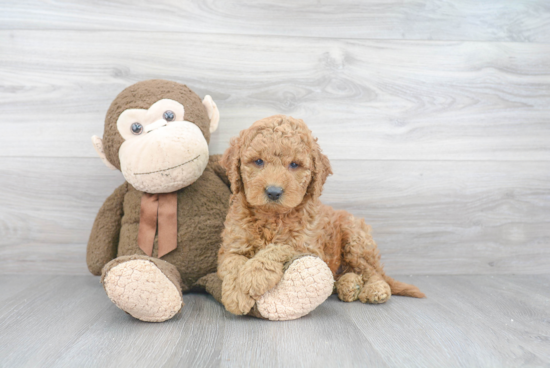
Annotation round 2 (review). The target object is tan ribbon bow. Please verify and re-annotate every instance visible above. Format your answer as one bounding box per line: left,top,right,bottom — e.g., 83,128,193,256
138,192,178,258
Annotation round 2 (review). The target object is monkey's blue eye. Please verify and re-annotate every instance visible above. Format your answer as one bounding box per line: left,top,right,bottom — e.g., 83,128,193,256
163,110,175,121
254,159,264,166
289,162,299,169
131,122,143,135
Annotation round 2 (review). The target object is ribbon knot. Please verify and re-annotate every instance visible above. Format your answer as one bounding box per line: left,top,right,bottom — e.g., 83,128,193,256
137,192,178,258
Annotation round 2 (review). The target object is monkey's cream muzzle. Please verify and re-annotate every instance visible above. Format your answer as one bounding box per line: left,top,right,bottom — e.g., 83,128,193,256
120,121,209,193
91,97,220,193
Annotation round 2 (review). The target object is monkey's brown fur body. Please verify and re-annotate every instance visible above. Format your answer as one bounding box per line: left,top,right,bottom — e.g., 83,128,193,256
87,80,229,322
87,155,231,290
218,115,424,316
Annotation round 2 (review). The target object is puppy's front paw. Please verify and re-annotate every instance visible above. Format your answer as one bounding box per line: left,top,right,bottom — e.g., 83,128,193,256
336,272,363,302
221,273,255,315
359,280,391,304
237,258,283,299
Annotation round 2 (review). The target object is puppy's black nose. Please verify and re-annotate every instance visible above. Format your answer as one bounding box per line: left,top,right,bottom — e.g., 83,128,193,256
265,186,283,201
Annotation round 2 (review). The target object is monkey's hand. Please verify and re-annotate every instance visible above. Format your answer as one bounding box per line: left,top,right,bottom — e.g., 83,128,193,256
237,257,284,300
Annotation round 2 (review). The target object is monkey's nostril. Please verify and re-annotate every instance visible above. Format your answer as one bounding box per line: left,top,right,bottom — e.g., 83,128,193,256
265,186,283,201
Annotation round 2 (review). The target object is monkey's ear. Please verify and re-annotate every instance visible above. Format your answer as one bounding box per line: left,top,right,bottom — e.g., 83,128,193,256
202,95,220,133
91,135,117,170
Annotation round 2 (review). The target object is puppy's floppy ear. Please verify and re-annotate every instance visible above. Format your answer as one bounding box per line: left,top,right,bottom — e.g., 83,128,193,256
220,136,243,195
307,139,333,200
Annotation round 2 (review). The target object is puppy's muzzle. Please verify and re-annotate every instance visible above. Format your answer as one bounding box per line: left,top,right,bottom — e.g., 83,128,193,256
265,186,283,201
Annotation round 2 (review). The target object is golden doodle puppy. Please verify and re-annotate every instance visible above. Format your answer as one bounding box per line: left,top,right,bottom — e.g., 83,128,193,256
218,115,425,316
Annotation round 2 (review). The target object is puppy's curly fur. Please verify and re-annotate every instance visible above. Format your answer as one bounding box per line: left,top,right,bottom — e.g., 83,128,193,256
218,115,425,315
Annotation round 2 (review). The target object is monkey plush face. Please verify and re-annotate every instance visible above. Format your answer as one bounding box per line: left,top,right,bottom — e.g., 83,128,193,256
92,80,220,194
116,98,210,193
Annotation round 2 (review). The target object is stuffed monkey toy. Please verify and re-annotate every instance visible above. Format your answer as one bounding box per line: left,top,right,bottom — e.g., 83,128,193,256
87,79,229,322
88,80,335,322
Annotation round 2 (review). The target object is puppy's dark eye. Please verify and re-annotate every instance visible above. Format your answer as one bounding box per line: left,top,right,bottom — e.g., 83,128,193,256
289,162,299,169
254,159,264,167
131,122,143,135
163,110,175,121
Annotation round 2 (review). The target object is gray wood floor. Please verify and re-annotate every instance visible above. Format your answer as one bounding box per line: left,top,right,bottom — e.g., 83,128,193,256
0,274,549,368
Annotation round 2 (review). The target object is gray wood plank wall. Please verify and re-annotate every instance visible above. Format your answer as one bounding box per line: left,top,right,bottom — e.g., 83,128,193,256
0,1,549,275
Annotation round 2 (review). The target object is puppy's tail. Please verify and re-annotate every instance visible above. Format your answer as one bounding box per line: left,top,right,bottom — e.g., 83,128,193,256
384,275,426,298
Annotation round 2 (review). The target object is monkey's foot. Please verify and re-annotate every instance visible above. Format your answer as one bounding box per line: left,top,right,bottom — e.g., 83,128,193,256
102,257,183,322
256,255,334,321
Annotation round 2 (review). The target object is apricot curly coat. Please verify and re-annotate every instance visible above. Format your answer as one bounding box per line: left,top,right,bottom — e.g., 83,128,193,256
217,115,424,316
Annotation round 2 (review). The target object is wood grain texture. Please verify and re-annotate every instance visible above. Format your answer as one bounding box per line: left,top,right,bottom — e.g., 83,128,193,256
219,299,385,367
1,157,548,275
0,4,549,281
0,158,124,274
346,274,550,367
1,0,549,43
0,275,548,368
1,31,549,161
52,293,227,367
415,275,550,363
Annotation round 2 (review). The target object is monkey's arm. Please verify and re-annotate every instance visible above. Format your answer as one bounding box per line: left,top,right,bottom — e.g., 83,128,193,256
86,182,128,276
209,154,230,188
